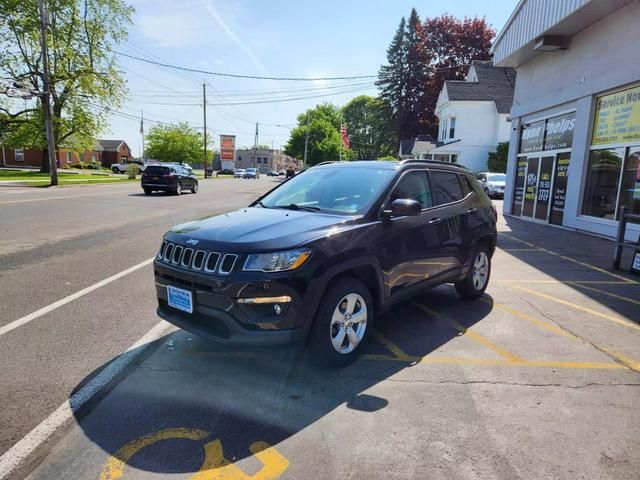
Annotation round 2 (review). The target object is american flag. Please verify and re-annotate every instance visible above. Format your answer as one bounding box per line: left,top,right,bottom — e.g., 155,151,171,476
341,123,350,149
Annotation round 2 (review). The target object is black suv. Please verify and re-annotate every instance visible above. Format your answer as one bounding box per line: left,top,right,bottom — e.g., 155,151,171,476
154,160,497,365
141,164,198,195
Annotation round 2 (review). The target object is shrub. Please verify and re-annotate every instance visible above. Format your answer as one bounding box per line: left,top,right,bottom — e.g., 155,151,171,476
125,163,139,179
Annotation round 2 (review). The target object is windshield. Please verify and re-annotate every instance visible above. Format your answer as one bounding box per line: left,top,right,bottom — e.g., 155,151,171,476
258,167,395,214
488,174,506,182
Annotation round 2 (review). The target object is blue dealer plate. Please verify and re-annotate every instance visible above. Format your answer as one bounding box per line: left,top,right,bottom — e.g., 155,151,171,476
167,286,193,313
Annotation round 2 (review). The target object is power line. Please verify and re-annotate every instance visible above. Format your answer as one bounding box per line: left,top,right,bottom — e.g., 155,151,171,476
115,51,377,81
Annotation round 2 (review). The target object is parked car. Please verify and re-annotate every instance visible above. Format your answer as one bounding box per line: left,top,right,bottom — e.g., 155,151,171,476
278,171,286,176
141,164,198,195
154,159,497,366
267,170,279,177
234,169,246,179
112,160,145,174
477,172,506,198
244,167,260,179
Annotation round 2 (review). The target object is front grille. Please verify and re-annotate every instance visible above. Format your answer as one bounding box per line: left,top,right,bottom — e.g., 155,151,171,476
157,241,238,275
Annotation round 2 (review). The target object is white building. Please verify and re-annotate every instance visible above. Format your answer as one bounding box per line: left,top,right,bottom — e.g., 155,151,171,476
431,61,516,172
494,0,639,240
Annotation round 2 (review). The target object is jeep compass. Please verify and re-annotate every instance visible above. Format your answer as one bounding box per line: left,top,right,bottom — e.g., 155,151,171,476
154,160,497,366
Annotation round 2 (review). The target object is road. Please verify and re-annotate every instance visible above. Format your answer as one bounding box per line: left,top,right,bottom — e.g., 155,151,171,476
0,177,279,459
1,180,639,479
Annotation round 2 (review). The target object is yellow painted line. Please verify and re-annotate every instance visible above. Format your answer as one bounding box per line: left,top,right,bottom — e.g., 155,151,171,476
519,360,626,370
100,428,209,480
485,299,578,340
500,248,539,252
194,439,289,480
500,234,638,284
513,285,640,331
0,189,127,205
567,282,640,306
412,302,526,364
370,330,421,362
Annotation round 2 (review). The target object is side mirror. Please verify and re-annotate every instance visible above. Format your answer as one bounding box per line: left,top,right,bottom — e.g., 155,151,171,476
383,198,422,218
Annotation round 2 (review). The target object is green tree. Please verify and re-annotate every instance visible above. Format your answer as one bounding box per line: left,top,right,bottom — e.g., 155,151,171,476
0,0,133,172
284,103,350,166
377,9,428,141
342,95,396,160
145,123,211,164
487,142,509,172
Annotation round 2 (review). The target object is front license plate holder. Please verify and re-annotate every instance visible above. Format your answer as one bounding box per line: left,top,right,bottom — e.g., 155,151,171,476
167,286,193,313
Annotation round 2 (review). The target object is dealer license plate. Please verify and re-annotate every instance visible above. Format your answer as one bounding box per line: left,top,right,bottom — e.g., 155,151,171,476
167,286,193,313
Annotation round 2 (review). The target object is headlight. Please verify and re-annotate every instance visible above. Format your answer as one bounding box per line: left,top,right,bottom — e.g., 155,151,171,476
243,249,312,272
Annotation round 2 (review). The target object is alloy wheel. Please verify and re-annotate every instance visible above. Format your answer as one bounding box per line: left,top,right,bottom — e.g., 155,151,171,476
472,251,489,290
330,293,368,354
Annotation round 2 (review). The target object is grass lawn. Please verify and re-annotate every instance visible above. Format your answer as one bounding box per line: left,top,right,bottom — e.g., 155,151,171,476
0,170,136,185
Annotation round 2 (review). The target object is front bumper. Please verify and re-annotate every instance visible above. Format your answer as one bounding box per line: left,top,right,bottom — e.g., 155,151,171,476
154,260,309,346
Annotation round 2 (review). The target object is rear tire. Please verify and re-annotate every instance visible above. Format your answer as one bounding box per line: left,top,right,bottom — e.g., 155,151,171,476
309,277,372,367
175,182,182,195
143,188,152,195
455,245,491,299
191,182,198,194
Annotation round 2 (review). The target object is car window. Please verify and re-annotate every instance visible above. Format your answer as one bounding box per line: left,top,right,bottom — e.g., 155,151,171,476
260,167,395,215
477,173,486,181
459,175,473,196
144,166,170,175
388,171,432,209
430,170,465,205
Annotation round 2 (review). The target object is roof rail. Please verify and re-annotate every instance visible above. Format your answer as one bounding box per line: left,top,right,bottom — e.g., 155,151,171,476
399,158,469,170
314,161,338,166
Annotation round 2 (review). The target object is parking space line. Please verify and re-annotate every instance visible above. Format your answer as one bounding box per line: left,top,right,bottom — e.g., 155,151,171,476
567,282,640,306
500,234,638,284
500,248,539,252
370,330,421,362
412,302,525,364
513,286,640,331
484,299,577,340
494,279,633,285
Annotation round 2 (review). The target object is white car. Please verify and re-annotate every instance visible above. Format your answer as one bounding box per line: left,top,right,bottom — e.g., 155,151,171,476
477,172,506,198
233,169,246,178
111,161,145,174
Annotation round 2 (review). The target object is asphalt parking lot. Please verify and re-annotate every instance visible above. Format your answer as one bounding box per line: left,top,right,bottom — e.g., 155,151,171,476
17,203,640,480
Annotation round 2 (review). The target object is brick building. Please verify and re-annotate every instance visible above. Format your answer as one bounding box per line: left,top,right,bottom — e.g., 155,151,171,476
235,148,298,173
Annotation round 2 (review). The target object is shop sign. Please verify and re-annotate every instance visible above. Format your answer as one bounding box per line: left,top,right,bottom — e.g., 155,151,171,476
220,135,236,161
519,121,545,153
544,112,576,150
550,154,570,226
592,84,640,145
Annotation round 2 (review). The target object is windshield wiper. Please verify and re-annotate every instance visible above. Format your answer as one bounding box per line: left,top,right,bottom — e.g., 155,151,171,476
255,201,269,208
276,203,321,212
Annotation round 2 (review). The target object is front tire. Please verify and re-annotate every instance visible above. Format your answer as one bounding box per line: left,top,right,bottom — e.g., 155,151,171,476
191,182,198,194
309,278,372,367
455,246,491,299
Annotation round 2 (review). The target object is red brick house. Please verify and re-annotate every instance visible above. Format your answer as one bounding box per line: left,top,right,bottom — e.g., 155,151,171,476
1,139,131,169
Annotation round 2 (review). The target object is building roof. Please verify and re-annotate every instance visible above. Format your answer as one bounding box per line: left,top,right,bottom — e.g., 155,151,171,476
97,139,127,152
444,61,517,114
399,135,436,156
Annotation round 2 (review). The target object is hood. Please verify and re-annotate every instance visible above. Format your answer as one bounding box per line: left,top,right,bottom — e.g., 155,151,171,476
165,207,362,252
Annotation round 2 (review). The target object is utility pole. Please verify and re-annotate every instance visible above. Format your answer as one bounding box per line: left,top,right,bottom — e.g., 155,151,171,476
253,122,259,168
140,109,145,161
38,0,58,186
203,82,208,177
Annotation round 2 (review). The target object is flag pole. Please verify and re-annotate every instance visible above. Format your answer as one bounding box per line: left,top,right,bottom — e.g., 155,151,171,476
339,113,343,162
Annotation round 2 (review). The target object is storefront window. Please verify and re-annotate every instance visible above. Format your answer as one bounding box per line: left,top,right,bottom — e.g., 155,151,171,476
581,148,624,219
619,149,640,223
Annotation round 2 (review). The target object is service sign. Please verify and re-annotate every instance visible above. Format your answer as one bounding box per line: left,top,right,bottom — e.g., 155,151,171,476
519,121,545,153
220,135,236,161
592,84,640,145
544,112,575,150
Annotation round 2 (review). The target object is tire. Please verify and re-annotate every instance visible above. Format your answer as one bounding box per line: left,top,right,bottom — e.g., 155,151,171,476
309,277,373,367
175,182,182,195
143,188,152,195
455,245,491,299
112,167,119,174
191,182,198,194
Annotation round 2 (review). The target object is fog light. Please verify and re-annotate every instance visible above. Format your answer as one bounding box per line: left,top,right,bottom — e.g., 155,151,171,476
274,304,282,315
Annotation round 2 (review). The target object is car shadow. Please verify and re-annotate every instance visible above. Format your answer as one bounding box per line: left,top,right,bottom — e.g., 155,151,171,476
68,287,493,475
500,213,640,324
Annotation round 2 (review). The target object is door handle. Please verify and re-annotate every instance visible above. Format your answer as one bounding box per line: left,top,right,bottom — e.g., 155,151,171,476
467,208,477,213
428,217,442,225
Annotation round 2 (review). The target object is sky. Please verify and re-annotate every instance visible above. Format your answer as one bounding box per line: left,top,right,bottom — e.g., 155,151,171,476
109,0,518,157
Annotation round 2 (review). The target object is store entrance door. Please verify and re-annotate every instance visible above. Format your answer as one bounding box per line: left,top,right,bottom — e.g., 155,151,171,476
521,156,555,221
